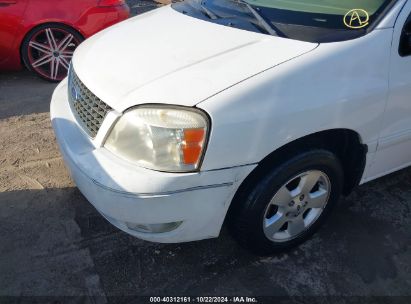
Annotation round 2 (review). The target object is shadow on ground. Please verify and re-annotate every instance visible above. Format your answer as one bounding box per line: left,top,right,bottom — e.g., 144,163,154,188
1,168,410,300
0,71,57,120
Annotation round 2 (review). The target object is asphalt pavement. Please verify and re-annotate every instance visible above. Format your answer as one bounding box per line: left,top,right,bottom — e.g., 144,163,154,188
0,2,410,303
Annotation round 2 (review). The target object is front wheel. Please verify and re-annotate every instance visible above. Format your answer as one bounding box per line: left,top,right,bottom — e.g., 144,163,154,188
22,24,83,82
228,149,344,255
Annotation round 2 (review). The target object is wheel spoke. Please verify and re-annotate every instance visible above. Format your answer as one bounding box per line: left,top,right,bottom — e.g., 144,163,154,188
45,28,58,50
270,186,292,207
294,171,321,196
32,55,53,68
307,187,328,208
29,41,52,53
61,50,74,57
50,58,60,80
57,34,74,52
287,218,306,237
60,56,70,70
264,214,288,237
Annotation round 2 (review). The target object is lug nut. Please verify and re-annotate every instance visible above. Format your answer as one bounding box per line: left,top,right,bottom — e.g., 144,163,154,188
299,194,305,201
288,201,295,207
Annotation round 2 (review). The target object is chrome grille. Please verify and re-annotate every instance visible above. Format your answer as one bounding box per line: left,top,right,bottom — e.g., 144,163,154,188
68,67,112,138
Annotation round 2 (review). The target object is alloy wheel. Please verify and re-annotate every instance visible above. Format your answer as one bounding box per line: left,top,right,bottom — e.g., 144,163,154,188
27,27,80,81
263,170,331,242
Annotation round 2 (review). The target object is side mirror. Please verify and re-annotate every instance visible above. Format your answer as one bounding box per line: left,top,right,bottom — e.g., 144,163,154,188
399,19,411,57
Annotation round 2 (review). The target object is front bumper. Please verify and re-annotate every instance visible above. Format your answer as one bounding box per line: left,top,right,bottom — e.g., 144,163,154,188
50,79,256,243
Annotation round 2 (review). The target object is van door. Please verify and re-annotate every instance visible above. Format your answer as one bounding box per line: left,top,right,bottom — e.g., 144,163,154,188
367,1,411,179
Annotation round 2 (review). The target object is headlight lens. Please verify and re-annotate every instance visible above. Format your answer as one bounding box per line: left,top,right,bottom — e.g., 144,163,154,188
104,106,209,172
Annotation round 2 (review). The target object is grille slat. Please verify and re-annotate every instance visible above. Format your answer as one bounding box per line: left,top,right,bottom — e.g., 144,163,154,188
68,67,112,138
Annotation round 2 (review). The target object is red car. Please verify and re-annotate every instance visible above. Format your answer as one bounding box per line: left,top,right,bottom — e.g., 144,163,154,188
0,0,129,81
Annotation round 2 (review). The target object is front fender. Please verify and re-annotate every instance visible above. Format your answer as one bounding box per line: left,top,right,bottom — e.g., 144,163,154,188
198,28,392,171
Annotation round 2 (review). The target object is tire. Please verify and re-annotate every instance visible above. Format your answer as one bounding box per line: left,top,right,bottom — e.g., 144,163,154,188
228,149,344,255
21,23,83,82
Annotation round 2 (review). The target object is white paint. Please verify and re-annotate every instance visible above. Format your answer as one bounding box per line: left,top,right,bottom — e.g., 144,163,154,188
51,81,255,242
51,3,411,243
72,6,317,110
365,0,411,179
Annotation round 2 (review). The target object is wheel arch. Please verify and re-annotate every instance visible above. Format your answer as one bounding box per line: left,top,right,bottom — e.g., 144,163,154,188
227,128,367,220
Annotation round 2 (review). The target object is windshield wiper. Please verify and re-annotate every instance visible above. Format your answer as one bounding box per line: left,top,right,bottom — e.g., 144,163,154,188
199,1,219,20
230,0,280,36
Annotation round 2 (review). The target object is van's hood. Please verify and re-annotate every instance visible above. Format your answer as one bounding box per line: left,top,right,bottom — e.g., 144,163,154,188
72,6,317,111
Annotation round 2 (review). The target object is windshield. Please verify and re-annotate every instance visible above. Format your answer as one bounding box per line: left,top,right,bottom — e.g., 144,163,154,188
172,0,397,42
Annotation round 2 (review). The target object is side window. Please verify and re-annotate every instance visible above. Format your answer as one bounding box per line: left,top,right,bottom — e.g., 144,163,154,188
399,13,411,57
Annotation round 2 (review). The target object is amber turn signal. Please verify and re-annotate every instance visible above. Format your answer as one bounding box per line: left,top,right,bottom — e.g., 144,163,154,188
182,129,206,165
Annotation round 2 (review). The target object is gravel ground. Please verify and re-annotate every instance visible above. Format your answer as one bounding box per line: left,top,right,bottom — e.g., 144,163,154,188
0,2,410,303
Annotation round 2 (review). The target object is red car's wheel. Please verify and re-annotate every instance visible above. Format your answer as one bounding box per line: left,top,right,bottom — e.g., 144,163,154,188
22,24,83,82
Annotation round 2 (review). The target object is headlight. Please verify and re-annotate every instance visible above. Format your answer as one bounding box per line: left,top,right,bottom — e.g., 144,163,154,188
104,106,210,172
